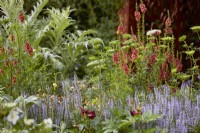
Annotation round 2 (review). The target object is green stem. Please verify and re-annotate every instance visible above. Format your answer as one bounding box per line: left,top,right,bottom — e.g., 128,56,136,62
137,22,141,43
142,14,145,44
197,32,200,40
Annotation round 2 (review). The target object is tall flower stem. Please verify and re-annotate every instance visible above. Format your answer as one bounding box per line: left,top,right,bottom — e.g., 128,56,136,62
137,22,141,43
142,14,145,44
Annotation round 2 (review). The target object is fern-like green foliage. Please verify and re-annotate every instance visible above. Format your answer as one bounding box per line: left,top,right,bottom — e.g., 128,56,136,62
0,0,23,21
25,0,49,47
60,29,103,78
27,0,49,22
46,7,74,48
34,47,64,71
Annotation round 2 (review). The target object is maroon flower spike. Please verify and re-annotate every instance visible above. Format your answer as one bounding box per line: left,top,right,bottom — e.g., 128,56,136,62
154,46,159,52
87,110,96,120
159,63,170,81
116,25,125,35
122,63,130,75
5,60,10,67
174,58,183,72
24,42,33,56
18,13,25,23
165,27,173,34
131,48,139,61
12,76,17,84
132,34,137,41
0,47,5,54
134,11,141,22
165,18,172,27
166,52,173,63
124,53,131,63
0,68,5,75
139,3,147,13
13,60,18,67
9,47,13,55
149,53,157,65
112,53,119,64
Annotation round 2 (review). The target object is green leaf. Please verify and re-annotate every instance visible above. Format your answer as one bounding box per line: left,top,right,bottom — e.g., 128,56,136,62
118,120,131,129
109,40,120,46
78,124,84,131
80,29,97,38
123,39,134,45
177,74,191,81
123,34,132,39
161,37,175,42
178,35,187,42
190,26,200,32
25,95,40,106
87,59,105,66
185,50,195,56
189,65,199,71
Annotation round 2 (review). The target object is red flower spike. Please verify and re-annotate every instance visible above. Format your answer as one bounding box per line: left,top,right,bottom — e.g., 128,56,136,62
0,47,4,54
117,25,125,35
122,63,130,75
112,53,119,64
174,58,183,72
165,27,173,34
150,39,155,43
124,53,131,63
131,48,139,61
139,3,147,13
5,60,10,67
132,34,137,41
165,18,172,27
149,53,157,65
12,76,17,84
0,68,5,75
13,60,18,67
24,42,33,56
134,11,141,22
18,13,25,23
159,63,170,81
9,47,13,55
166,52,173,63
154,46,159,52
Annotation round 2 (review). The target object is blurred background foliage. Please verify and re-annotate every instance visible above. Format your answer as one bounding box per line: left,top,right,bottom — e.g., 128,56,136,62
23,0,200,71
24,0,123,44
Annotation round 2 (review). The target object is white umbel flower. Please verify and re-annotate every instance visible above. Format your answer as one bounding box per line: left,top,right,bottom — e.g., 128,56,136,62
44,118,53,128
7,108,20,125
24,118,34,125
146,29,161,36
3,103,17,108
